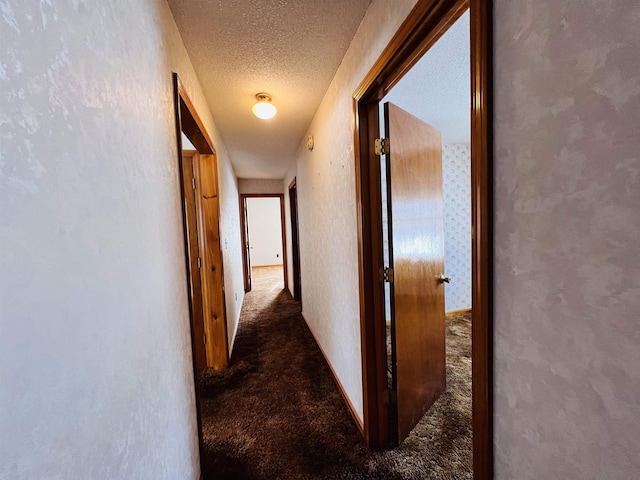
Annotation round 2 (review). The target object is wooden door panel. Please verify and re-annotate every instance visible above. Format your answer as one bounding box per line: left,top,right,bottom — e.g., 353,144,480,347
196,154,229,370
181,153,207,370
385,102,446,443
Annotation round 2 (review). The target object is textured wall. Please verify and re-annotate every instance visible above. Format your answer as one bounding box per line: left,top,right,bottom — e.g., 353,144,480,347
442,143,471,311
238,178,284,194
494,1,640,478
293,0,420,422
0,1,243,478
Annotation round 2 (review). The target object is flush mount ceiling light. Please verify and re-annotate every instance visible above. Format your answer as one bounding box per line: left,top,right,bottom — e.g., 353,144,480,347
252,93,277,120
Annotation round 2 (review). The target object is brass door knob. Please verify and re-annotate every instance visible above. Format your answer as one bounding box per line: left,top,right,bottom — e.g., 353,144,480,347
439,274,451,284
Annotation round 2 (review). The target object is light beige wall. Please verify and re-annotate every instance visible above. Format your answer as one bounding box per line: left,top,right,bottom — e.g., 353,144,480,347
0,1,243,478
493,1,640,477
292,0,420,423
238,178,284,194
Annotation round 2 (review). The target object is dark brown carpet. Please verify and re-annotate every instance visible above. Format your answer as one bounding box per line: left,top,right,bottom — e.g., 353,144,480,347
199,267,471,479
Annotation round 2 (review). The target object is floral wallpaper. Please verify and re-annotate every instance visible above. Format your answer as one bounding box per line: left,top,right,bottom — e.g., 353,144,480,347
442,143,471,312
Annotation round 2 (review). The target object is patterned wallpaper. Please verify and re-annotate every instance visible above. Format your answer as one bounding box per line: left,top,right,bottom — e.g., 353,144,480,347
442,143,471,312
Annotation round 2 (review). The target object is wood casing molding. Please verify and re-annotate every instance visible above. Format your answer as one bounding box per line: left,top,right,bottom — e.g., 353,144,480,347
352,0,493,477
238,193,289,293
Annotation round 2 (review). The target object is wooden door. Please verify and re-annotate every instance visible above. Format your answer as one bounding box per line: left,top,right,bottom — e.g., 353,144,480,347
181,152,207,370
385,102,446,443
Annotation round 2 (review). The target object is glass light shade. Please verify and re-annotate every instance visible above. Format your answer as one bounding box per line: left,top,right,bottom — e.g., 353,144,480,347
252,101,277,119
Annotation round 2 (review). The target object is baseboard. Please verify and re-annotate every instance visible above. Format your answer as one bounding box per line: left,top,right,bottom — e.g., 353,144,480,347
446,308,472,317
228,294,244,356
301,313,365,434
251,264,284,268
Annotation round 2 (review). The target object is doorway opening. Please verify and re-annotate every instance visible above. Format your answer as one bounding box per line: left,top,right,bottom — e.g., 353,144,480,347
380,9,473,450
353,0,492,478
173,72,230,474
239,194,288,295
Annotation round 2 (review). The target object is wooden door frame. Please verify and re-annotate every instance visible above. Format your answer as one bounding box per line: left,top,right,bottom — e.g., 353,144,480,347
240,195,252,293
173,72,230,476
353,0,493,478
288,178,302,301
238,193,288,292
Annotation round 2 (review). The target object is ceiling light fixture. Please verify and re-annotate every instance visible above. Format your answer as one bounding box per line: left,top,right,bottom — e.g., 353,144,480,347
252,93,277,120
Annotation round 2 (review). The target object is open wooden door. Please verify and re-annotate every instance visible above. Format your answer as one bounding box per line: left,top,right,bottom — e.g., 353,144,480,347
181,151,207,370
385,102,446,443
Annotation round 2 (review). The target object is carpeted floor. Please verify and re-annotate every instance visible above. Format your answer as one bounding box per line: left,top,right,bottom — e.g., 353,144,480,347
199,266,472,479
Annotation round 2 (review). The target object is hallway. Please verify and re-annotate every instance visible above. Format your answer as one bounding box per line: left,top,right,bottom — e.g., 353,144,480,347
198,267,472,479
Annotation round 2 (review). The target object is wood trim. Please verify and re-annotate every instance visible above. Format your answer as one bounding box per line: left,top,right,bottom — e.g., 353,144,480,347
287,178,302,302
239,194,288,292
279,195,289,291
301,313,364,433
198,153,229,370
177,81,215,155
352,0,493,476
172,72,205,479
354,0,469,102
446,308,473,317
239,195,251,292
470,0,493,477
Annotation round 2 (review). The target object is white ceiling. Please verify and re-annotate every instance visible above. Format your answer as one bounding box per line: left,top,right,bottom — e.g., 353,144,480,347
167,0,371,179
382,11,470,144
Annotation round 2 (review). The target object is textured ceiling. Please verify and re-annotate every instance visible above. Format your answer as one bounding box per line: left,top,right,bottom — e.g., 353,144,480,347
383,11,470,144
168,0,371,179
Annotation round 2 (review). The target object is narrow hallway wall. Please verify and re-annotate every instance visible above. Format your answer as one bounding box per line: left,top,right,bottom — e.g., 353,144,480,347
288,0,422,423
0,1,243,478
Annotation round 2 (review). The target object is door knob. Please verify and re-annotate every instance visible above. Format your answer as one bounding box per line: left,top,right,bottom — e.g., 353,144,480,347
439,274,451,284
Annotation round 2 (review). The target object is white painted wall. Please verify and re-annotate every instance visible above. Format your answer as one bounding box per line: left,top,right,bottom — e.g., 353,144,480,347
0,1,243,479
246,197,283,267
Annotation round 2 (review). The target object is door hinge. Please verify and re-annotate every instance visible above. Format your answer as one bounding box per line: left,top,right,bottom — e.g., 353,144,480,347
203,333,207,345
383,389,397,405
375,138,390,155
380,267,394,283
192,177,196,190
197,257,201,269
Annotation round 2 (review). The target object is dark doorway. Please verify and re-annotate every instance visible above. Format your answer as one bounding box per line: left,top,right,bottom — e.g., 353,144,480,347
289,178,302,302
